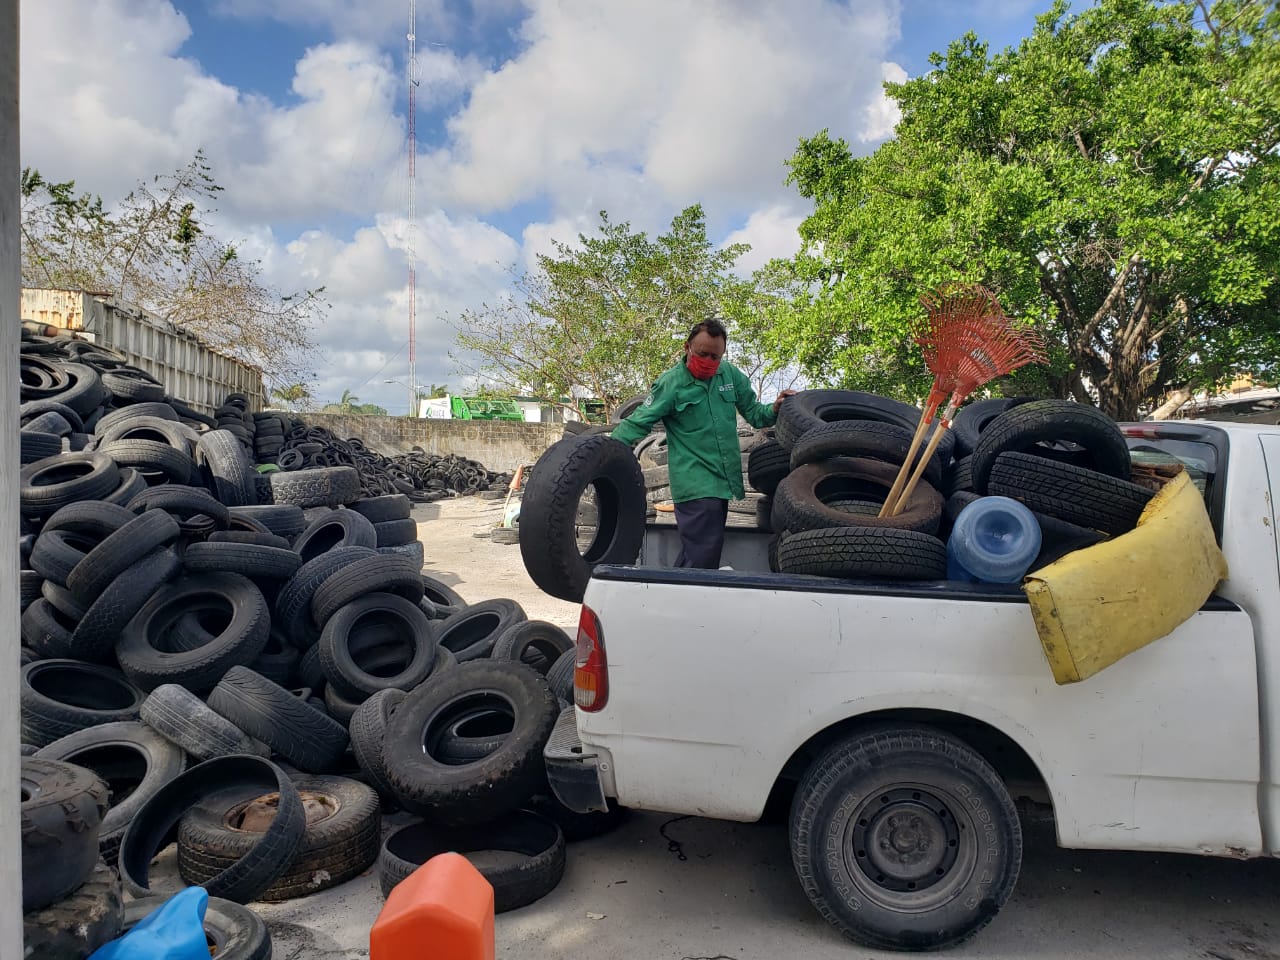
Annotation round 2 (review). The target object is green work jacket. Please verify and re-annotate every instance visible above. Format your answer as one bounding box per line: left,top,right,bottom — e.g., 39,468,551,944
611,359,777,503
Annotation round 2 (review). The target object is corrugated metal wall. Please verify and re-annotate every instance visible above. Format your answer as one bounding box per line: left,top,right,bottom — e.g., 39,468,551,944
20,289,266,414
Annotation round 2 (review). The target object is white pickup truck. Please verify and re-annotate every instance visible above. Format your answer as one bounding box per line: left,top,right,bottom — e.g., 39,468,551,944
543,420,1280,951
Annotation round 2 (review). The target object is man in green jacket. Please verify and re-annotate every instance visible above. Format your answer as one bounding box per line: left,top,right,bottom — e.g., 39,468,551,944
611,319,794,568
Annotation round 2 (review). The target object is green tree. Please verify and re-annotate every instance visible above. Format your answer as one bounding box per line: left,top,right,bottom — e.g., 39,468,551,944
451,206,761,417
20,152,325,386
270,382,313,410
769,0,1280,419
318,391,387,416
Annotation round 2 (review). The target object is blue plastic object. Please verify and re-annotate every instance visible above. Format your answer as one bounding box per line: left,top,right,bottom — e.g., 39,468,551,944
946,495,1042,583
89,886,209,960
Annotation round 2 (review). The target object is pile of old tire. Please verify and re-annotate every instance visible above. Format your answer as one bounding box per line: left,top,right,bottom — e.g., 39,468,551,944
348,607,623,911
21,756,124,959
217,391,546,503
17,492,418,903
249,414,514,501
634,423,766,518
938,398,1155,569
19,333,218,471
759,394,1154,582
17,492,597,913
745,390,955,580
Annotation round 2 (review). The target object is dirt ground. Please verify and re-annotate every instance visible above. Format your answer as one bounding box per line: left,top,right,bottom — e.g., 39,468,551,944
414,495,582,629
203,497,1280,960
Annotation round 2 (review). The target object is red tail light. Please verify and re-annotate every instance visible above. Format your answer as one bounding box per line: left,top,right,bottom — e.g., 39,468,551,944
1122,426,1159,439
574,604,608,712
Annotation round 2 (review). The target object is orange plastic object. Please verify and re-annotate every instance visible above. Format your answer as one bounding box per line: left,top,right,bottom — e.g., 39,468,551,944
370,852,495,960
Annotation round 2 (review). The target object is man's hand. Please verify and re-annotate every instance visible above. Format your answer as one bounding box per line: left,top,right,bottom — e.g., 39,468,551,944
772,390,798,414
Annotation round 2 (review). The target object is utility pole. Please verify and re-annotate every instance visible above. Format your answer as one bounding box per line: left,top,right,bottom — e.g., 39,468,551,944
406,0,419,418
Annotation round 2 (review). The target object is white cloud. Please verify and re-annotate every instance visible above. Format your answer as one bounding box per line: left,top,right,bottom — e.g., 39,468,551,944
19,0,911,412
258,210,519,410
441,0,899,215
721,205,805,275
861,61,908,143
20,3,405,225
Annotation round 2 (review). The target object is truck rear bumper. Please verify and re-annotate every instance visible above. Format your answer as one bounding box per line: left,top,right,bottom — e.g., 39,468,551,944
543,705,609,814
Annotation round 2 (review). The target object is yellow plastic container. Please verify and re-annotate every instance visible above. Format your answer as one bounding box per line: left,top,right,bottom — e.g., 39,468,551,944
1022,471,1228,684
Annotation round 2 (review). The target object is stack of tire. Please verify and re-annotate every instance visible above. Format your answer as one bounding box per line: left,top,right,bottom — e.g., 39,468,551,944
938,397,1155,567
17,489,595,912
747,391,1155,581
19,329,509,509
14,335,604,947
358,617,623,912
260,419,513,501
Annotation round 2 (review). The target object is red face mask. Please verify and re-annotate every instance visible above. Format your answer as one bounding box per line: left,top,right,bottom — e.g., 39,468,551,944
686,353,720,380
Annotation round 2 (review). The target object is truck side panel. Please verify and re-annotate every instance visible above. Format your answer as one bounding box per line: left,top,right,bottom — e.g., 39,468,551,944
579,576,1262,856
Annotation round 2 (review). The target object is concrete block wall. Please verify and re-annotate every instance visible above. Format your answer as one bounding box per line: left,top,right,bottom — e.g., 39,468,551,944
301,414,566,473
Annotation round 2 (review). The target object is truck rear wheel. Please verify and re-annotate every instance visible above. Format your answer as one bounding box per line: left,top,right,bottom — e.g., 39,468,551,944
790,724,1021,951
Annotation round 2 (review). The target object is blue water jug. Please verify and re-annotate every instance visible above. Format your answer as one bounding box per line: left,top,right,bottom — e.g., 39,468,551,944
946,495,1041,583
89,887,209,960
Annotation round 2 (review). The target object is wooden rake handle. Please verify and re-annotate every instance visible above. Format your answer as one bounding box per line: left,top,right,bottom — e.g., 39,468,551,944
888,422,950,518
879,407,933,518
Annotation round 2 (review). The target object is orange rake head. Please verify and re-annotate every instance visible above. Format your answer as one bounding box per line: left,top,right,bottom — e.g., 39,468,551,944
943,325,1047,419
912,284,1012,419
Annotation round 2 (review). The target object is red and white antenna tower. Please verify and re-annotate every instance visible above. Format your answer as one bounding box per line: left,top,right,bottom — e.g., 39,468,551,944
405,0,419,416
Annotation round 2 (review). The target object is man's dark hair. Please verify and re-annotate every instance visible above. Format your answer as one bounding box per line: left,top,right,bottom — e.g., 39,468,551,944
685,318,728,344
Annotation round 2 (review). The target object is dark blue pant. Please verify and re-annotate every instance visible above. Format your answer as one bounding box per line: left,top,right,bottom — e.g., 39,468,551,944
674,497,729,569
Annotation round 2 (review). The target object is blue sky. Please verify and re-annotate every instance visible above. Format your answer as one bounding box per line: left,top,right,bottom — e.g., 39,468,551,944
20,0,1052,412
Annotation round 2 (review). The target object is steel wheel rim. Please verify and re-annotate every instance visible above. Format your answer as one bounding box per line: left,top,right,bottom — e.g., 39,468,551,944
841,781,977,912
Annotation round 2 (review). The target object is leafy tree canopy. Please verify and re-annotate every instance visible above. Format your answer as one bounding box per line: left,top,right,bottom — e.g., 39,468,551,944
20,152,325,391
767,0,1280,419
451,205,782,416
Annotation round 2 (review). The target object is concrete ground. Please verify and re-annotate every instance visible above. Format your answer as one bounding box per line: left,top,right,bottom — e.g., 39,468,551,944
232,497,1280,960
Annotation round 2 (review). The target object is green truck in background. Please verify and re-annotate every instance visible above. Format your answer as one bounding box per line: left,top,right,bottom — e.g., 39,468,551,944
449,395,525,421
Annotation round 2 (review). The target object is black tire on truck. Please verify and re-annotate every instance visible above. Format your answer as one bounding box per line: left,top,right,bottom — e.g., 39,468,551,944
951,397,1035,457
772,457,943,535
777,527,947,580
775,390,954,462
969,398,1130,494
987,451,1154,536
519,434,646,603
789,724,1021,951
789,420,945,487
746,439,790,496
